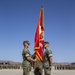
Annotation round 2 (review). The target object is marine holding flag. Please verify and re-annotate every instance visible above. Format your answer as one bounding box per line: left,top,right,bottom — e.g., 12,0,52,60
43,42,52,75
33,7,44,75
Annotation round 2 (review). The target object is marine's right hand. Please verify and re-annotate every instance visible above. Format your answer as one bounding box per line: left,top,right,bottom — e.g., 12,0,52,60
33,58,37,62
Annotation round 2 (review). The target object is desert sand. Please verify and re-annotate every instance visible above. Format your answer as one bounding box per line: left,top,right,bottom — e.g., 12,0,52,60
0,69,75,75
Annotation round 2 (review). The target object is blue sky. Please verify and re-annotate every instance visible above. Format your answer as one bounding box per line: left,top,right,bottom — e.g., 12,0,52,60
0,0,75,62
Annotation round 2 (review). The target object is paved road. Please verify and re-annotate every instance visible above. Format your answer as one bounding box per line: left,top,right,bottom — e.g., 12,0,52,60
0,69,75,75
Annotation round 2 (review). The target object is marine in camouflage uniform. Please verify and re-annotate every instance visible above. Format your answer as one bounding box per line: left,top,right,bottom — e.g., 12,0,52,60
32,53,43,75
43,42,52,75
34,58,43,75
22,41,36,75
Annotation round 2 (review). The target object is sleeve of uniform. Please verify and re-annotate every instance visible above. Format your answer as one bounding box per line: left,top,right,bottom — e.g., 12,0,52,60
22,49,30,57
25,52,30,57
47,50,52,57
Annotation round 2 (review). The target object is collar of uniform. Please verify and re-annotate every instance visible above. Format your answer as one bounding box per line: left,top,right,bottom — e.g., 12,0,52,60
24,47,28,51
46,47,50,50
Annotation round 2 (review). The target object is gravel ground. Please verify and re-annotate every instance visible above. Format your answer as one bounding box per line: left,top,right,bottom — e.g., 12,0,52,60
0,69,75,75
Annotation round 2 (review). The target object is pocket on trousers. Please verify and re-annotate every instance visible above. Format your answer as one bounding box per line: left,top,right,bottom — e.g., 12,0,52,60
45,68,51,74
43,62,49,68
24,67,31,72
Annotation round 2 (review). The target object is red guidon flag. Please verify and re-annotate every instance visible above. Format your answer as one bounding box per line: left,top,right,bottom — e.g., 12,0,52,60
34,7,44,62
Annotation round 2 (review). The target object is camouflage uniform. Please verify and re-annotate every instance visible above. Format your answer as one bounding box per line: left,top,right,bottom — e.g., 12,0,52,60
43,48,52,75
34,58,43,75
22,48,31,75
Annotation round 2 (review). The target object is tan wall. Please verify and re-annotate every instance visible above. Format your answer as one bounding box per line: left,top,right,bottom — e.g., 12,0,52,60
52,65,75,70
0,64,21,69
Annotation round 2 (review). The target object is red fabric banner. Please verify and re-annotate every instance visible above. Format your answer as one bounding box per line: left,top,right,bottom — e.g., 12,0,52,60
34,7,44,62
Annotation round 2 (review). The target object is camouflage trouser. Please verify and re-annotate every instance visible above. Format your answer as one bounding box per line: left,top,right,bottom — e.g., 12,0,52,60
44,67,51,75
34,67,43,75
23,67,31,75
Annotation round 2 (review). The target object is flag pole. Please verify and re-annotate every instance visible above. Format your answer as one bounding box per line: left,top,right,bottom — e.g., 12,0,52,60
42,6,44,40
